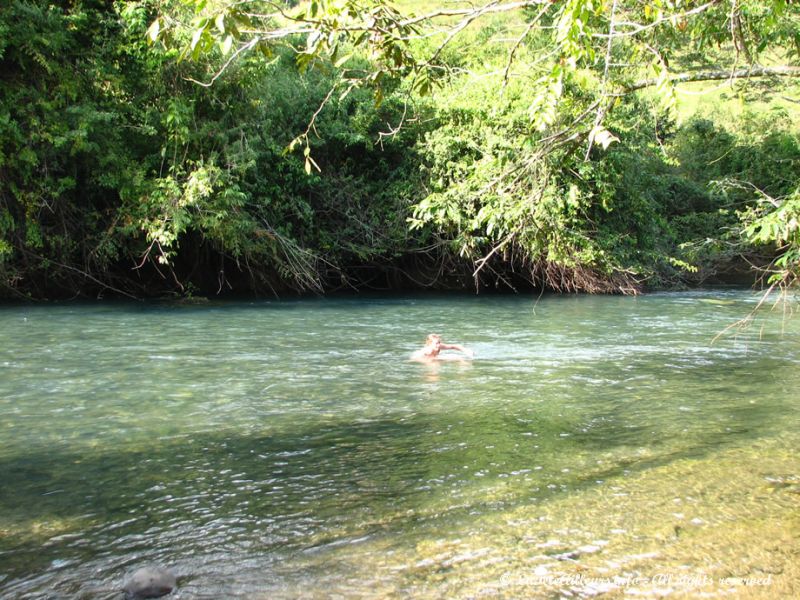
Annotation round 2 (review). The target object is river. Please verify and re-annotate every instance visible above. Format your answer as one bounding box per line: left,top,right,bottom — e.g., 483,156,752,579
1,290,798,598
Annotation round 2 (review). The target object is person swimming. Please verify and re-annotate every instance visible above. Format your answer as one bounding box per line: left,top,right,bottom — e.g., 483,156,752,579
410,333,474,361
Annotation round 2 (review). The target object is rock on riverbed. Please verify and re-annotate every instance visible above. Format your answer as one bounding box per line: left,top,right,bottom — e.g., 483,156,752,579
123,566,176,599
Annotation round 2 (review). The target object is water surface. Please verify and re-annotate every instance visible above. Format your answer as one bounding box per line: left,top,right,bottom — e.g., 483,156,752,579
1,291,798,598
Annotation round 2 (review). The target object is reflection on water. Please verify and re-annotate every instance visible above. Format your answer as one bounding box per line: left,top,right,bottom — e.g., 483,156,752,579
0,291,799,598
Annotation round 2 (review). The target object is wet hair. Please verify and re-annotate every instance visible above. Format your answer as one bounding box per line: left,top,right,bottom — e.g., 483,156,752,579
425,334,441,345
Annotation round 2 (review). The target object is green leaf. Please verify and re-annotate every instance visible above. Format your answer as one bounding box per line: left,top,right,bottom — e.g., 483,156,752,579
589,126,619,150
147,18,160,43
334,53,353,68
221,34,234,55
190,26,205,52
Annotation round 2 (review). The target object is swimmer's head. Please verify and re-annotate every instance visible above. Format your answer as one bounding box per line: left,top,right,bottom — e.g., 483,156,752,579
425,334,442,347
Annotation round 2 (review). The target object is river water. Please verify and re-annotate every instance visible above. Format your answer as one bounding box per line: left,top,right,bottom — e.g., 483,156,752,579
1,290,798,599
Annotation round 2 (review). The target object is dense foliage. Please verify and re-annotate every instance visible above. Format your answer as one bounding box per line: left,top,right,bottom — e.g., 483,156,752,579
1,0,799,299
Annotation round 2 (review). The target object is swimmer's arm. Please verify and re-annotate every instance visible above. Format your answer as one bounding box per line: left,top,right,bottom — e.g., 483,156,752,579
440,343,474,357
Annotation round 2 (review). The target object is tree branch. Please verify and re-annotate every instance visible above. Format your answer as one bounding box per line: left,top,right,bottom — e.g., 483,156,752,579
585,0,619,161
626,65,800,92
592,1,722,39
398,0,551,28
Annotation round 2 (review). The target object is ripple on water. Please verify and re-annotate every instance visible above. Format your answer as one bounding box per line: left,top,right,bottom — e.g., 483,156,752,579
0,293,798,598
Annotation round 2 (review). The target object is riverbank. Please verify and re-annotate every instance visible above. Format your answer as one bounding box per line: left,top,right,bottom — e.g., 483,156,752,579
1,251,764,302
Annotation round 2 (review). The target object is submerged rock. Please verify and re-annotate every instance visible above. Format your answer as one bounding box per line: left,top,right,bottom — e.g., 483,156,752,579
123,566,176,599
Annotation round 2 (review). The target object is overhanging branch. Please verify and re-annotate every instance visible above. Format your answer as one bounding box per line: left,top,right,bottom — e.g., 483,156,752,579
627,65,800,92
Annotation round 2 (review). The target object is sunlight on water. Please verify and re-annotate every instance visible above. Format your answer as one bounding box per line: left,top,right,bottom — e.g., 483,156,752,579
1,290,799,598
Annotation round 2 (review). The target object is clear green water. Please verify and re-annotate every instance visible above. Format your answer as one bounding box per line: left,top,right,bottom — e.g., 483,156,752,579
1,291,799,599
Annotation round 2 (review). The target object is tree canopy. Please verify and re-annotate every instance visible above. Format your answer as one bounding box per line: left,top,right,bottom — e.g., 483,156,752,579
1,0,799,298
